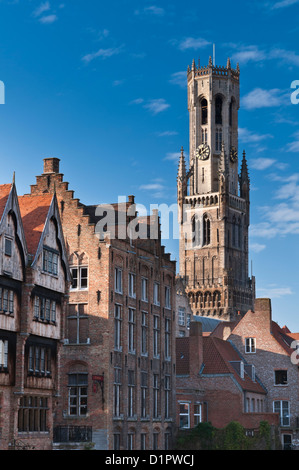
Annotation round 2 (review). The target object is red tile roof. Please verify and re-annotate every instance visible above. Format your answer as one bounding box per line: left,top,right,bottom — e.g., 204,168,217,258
0,184,12,221
18,194,53,256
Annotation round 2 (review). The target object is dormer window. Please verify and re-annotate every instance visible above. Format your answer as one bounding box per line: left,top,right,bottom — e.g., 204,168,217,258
43,247,58,276
4,237,12,257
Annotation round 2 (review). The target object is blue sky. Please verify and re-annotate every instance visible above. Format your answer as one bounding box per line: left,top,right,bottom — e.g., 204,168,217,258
0,0,299,329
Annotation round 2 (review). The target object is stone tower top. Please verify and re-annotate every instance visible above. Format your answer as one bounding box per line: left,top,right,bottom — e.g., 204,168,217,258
187,57,240,81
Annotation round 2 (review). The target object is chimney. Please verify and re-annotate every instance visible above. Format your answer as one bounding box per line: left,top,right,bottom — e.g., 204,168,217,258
254,298,272,332
43,158,60,174
189,321,203,376
128,195,135,205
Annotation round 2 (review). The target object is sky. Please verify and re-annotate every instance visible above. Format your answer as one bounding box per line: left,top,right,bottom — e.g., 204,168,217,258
0,0,299,329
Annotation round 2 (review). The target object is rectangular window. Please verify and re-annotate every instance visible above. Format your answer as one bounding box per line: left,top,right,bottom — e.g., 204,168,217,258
114,367,121,417
141,433,147,450
114,304,122,350
275,370,288,385
28,345,51,376
165,375,171,419
179,403,190,429
165,286,171,309
114,434,120,450
2,289,8,312
165,318,171,360
128,370,135,418
68,373,88,417
4,237,12,256
153,374,159,419
141,312,148,355
153,283,160,306
141,371,148,418
0,339,8,368
70,267,88,290
128,308,135,353
141,278,148,302
67,303,89,344
18,396,48,432
153,315,160,358
274,400,290,427
128,273,136,298
178,307,185,326
115,268,122,294
245,337,256,353
194,403,202,426
43,248,58,275
8,291,14,314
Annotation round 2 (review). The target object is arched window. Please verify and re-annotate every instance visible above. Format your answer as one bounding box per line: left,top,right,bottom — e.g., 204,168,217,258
215,128,222,151
203,214,210,246
215,96,223,125
192,215,201,247
201,98,208,125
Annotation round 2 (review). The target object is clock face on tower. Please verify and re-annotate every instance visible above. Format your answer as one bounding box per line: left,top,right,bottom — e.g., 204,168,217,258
230,146,238,163
196,144,210,161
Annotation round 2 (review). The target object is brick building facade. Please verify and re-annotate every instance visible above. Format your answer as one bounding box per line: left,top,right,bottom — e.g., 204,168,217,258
0,180,69,450
176,320,279,435
29,158,177,450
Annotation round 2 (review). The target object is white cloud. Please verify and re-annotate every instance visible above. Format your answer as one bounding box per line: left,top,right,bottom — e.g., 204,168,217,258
130,98,144,105
38,14,57,24
157,131,178,137
143,98,170,115
139,183,164,191
169,71,186,88
82,45,124,63
251,242,266,253
239,127,273,143
287,132,299,152
231,45,266,64
135,5,165,16
33,1,50,17
257,286,293,298
251,158,276,170
177,37,211,51
271,0,299,9
164,152,180,162
242,88,284,109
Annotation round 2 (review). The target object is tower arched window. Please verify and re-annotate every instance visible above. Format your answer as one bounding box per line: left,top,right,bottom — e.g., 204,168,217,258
192,215,201,247
201,98,208,125
215,96,223,125
216,128,222,151
203,214,210,246
201,128,207,144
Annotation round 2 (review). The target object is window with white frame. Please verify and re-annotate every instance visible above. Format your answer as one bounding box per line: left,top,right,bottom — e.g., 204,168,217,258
165,286,171,309
128,369,135,418
178,307,185,326
274,400,290,427
70,266,88,290
194,403,202,426
0,339,8,369
141,278,148,302
164,375,171,419
68,373,88,416
245,337,256,353
179,403,190,429
141,371,148,418
153,282,160,306
115,267,123,294
114,367,121,417
67,304,89,344
153,374,160,419
128,273,136,298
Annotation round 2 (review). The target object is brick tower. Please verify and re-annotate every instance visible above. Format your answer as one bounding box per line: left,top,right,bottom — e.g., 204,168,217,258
177,57,255,321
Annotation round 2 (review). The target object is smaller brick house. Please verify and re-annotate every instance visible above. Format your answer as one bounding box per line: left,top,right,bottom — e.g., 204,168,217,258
218,298,299,450
176,321,279,434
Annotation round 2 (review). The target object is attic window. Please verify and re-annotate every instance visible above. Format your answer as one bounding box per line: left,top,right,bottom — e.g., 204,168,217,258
275,370,288,386
4,237,12,257
43,247,59,276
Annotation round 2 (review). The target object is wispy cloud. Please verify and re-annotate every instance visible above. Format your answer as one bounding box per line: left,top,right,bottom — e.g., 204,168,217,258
82,45,124,64
176,37,211,51
143,98,170,115
231,45,266,64
134,5,165,16
39,14,57,24
169,71,186,88
157,131,178,137
256,286,293,298
242,88,285,109
33,1,50,17
270,0,299,9
239,127,273,143
287,131,299,152
251,242,266,253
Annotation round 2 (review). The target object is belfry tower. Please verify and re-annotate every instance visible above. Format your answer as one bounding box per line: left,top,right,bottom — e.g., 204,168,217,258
177,57,255,321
